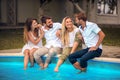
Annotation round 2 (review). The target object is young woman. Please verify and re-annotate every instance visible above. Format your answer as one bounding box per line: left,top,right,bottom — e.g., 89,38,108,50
22,18,44,70
54,16,82,72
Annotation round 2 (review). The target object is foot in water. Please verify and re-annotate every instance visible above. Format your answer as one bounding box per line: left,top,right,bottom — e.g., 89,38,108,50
54,67,59,72
39,63,44,70
24,67,27,70
77,68,86,74
44,63,48,69
30,64,34,68
40,66,45,70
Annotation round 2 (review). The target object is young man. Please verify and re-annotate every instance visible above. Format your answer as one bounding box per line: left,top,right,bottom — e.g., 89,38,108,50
34,16,62,69
68,12,105,73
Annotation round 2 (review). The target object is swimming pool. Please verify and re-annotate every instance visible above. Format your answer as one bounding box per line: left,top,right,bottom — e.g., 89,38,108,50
0,56,120,80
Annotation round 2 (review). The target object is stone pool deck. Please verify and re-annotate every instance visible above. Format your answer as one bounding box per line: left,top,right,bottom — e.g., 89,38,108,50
0,45,120,63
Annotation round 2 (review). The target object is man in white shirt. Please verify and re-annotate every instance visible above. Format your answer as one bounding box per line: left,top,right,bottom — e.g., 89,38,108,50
68,12,105,73
34,16,62,69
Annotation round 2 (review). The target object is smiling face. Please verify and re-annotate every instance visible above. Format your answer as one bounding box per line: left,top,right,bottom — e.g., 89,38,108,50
31,20,38,29
45,19,53,28
65,18,74,32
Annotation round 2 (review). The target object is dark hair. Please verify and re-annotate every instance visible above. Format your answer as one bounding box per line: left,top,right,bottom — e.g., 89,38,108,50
41,15,52,24
25,18,38,31
24,18,38,43
75,12,87,21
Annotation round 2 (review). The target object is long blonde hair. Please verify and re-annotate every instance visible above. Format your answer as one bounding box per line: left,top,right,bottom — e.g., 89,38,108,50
61,16,76,46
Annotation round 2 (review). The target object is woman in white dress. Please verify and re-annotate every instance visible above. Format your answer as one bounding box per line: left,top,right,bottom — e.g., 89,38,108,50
22,18,44,70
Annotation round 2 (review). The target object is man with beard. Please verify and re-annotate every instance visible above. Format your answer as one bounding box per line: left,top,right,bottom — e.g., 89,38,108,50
68,12,105,73
34,16,62,69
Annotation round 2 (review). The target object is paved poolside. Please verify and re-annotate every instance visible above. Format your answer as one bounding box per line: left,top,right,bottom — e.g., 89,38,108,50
0,48,120,63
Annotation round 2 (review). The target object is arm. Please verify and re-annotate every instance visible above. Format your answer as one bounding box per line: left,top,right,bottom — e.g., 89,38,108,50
56,29,61,39
70,31,82,54
70,41,79,54
89,30,105,51
28,30,44,45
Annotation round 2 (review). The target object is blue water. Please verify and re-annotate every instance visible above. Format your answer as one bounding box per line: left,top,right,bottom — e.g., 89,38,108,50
0,56,120,80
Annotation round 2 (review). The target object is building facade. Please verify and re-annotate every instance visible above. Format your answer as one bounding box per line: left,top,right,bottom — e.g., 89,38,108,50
0,0,120,27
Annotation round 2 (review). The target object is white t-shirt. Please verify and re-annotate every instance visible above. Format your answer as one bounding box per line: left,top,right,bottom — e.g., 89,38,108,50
67,28,80,47
42,23,62,48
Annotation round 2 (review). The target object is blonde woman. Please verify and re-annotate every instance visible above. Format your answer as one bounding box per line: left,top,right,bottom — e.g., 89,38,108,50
22,18,44,70
54,16,82,72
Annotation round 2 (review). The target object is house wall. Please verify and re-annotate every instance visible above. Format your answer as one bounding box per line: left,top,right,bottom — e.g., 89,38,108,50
0,0,73,25
1,0,7,24
0,0,120,26
41,0,73,22
87,0,120,25
17,0,40,24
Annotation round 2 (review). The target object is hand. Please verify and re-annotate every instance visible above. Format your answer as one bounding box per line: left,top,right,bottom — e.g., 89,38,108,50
88,46,97,51
56,29,61,38
39,29,44,38
37,24,42,28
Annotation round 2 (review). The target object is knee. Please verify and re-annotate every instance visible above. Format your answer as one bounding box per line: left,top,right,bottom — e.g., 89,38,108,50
33,53,36,57
24,51,29,56
68,54,73,62
24,53,29,58
68,54,72,59
33,52,38,59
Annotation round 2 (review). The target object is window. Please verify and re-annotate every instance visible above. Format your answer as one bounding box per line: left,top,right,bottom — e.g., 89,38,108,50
97,0,117,15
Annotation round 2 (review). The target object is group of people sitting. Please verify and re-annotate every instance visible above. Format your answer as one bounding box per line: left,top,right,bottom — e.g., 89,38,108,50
22,12,105,73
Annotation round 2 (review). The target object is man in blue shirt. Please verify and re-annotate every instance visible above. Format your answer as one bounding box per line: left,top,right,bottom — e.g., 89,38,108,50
68,12,105,73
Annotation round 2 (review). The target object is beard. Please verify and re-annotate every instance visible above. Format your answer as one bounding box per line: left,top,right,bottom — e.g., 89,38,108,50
47,24,53,28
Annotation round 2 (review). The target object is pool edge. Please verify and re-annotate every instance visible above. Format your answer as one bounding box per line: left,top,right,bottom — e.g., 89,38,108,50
0,52,120,63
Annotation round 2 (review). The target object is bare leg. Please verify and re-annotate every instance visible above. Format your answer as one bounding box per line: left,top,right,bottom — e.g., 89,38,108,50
24,50,30,70
44,63,48,69
54,59,63,72
29,48,37,67
29,55,34,67
39,63,44,69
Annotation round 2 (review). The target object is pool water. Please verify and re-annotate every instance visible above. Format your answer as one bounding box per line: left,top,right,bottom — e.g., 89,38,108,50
0,56,120,80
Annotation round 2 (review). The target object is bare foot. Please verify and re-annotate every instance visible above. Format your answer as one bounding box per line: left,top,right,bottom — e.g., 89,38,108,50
73,62,82,70
54,67,59,72
77,68,86,74
44,63,48,69
30,64,34,68
39,66,44,70
24,67,27,70
39,63,44,70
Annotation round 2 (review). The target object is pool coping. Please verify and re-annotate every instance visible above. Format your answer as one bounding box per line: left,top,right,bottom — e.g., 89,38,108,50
0,52,120,63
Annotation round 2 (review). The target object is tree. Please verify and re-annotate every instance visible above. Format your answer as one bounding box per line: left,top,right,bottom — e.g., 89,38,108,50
38,0,52,22
69,0,85,13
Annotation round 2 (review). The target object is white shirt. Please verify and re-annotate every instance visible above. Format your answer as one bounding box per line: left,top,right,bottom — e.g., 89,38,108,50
42,23,62,48
67,28,80,47
79,21,102,49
